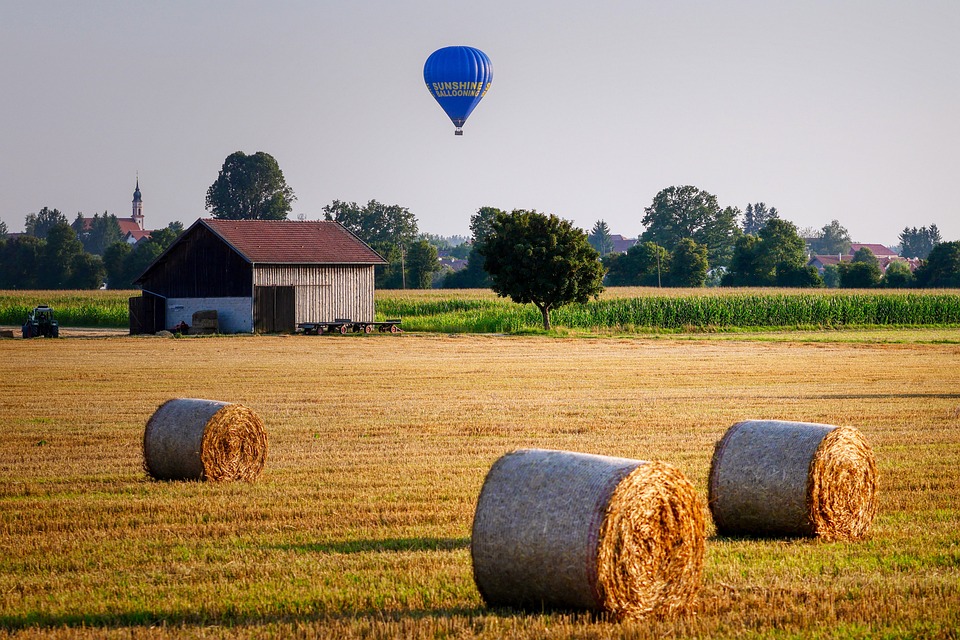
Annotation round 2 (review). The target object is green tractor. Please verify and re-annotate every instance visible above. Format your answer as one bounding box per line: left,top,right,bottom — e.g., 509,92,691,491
22,305,59,339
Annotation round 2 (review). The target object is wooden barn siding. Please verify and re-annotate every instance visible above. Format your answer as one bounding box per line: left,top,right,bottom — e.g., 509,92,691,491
139,224,252,298
253,265,376,323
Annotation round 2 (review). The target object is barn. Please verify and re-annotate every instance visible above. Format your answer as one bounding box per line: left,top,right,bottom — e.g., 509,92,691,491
130,218,387,334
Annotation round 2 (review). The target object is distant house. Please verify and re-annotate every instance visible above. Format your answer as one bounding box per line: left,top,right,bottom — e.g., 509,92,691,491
130,218,386,334
808,242,921,275
849,243,898,259
609,234,637,254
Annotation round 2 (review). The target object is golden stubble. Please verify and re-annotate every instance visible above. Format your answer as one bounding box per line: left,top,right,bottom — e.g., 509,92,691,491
1,332,959,637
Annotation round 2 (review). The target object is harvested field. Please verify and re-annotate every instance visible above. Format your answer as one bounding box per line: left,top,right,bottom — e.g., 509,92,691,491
1,332,959,638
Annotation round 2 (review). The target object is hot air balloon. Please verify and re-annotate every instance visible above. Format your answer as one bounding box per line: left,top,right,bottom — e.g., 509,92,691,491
423,46,493,135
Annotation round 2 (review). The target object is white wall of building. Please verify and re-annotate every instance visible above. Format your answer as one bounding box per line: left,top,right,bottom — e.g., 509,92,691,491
166,297,253,334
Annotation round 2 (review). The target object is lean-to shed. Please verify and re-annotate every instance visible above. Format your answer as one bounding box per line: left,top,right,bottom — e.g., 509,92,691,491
130,218,386,334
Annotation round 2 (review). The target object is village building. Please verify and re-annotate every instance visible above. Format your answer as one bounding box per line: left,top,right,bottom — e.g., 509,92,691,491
808,242,921,274
130,218,386,334
609,234,637,254
76,179,153,244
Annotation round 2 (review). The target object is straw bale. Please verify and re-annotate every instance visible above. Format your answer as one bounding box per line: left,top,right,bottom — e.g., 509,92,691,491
708,420,878,540
471,448,705,620
143,398,267,481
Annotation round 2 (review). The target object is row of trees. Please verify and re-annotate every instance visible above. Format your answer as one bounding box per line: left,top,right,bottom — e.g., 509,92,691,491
0,213,184,290
4,150,957,294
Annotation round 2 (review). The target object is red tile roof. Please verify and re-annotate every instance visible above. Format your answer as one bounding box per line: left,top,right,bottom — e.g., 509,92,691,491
850,243,897,257
201,219,386,264
810,254,846,267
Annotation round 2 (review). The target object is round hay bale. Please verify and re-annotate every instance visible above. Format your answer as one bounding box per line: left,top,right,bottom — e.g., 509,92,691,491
143,398,267,482
471,448,706,620
708,420,878,540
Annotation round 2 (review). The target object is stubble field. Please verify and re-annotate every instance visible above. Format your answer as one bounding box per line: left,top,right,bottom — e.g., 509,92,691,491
1,330,959,638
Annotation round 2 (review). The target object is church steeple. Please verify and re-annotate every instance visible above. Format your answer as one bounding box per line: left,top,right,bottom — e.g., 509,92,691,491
132,176,144,229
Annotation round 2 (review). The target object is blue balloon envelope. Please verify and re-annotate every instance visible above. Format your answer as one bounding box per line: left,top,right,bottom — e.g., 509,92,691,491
423,46,493,135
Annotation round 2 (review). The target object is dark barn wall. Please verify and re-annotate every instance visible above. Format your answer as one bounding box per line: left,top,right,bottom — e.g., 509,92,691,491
139,224,252,298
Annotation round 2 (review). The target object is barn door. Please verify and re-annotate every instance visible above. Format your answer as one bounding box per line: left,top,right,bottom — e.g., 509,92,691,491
254,286,296,333
129,294,165,335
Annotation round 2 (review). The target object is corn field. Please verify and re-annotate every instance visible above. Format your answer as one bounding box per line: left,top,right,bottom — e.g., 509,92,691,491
377,289,960,332
3,288,960,332
0,291,130,328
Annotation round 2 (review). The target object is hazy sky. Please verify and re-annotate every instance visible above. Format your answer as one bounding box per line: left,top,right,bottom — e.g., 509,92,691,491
2,1,957,245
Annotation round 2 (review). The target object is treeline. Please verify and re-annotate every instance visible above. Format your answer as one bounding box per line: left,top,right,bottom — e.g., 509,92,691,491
5,183,959,291
437,191,959,290
0,207,183,290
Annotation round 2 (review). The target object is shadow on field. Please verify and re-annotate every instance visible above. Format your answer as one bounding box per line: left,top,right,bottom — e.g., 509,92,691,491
274,536,471,554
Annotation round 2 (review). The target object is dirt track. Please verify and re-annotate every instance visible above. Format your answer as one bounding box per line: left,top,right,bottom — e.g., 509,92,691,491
1,326,129,339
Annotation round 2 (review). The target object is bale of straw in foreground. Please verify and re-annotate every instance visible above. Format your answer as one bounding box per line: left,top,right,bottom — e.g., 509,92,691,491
471,448,705,620
708,420,878,540
143,398,267,481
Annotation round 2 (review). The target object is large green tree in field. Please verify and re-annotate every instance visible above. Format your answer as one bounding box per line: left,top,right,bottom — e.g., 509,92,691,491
479,209,605,330
206,151,296,220
640,185,740,267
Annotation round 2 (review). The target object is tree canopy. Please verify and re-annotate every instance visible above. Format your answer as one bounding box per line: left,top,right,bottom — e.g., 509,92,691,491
442,206,502,288
742,202,779,236
668,238,709,287
478,209,605,330
899,225,941,259
808,220,852,256
588,220,614,257
25,207,67,238
322,199,419,288
323,200,418,248
73,212,123,255
914,241,960,288
723,218,819,287
838,249,882,288
881,261,914,288
205,151,296,220
603,241,669,287
405,240,440,289
103,222,184,289
640,185,740,267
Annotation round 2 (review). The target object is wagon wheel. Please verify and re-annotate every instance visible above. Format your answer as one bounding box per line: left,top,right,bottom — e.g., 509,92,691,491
339,324,349,335
364,324,374,334
390,324,400,334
